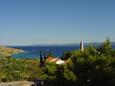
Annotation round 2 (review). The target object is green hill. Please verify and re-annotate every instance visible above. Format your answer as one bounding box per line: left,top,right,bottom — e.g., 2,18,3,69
0,46,24,57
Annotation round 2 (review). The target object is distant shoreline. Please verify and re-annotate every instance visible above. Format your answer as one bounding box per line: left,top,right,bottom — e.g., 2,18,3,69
7,42,115,47
0,45,24,57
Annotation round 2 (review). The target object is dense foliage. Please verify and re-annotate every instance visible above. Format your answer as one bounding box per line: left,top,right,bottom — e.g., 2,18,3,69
42,39,115,86
0,39,115,86
0,55,42,82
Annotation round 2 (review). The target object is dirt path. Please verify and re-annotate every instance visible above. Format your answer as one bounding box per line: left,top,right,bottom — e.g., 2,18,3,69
0,81,34,86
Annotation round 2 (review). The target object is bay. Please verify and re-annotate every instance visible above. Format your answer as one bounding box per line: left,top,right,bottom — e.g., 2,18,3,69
11,46,80,59
11,45,115,59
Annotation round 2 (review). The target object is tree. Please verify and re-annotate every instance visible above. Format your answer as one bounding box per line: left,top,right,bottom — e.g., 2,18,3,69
61,51,72,60
70,47,115,86
43,51,47,61
40,50,44,67
98,38,113,56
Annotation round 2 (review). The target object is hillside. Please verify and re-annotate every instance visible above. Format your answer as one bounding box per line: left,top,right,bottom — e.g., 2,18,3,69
0,45,24,57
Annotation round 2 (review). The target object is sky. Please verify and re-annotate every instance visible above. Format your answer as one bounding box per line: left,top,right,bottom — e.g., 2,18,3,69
0,0,115,45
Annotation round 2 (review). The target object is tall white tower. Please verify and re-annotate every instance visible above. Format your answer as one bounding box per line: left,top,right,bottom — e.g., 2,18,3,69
80,41,84,51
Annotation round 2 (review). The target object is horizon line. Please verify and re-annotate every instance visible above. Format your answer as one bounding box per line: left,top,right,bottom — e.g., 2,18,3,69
4,41,115,46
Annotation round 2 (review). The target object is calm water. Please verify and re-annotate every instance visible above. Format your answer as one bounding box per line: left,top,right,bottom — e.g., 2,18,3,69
11,45,115,59
11,46,80,59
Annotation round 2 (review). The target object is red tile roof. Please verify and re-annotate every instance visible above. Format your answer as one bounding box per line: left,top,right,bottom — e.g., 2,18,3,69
46,57,65,64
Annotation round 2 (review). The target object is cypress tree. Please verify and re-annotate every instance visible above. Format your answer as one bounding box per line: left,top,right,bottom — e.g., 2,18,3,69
43,51,46,62
40,50,43,66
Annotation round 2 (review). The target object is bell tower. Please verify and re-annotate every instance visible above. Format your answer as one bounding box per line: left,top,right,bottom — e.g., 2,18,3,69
80,41,84,51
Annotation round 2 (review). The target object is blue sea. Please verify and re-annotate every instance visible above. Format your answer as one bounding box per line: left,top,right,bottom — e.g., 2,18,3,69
11,45,115,59
11,46,80,59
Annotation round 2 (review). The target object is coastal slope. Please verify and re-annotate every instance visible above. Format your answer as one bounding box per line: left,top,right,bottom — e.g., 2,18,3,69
0,45,24,57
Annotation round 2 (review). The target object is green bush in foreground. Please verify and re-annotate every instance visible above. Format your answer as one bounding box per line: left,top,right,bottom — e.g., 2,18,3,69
0,55,42,82
42,39,115,86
